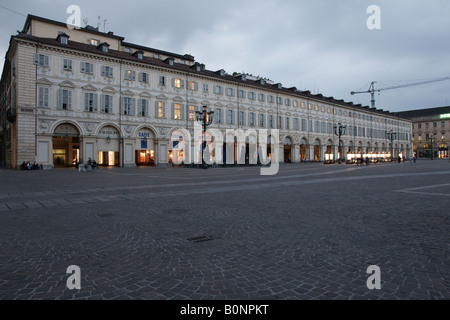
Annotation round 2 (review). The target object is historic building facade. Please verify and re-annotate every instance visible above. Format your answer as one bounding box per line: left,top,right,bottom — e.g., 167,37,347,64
398,106,450,159
0,15,413,169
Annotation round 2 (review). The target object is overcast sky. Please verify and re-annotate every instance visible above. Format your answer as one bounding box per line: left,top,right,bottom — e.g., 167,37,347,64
1,0,450,112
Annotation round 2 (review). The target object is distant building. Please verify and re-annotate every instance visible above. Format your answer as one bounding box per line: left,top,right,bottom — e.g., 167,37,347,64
0,14,413,169
397,106,450,159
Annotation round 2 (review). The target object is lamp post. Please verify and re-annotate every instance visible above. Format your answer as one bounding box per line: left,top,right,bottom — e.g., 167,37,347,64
427,136,435,160
334,123,346,164
387,130,396,162
196,106,214,169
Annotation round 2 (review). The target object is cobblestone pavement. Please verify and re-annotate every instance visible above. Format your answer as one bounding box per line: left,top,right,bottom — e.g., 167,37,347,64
0,160,449,300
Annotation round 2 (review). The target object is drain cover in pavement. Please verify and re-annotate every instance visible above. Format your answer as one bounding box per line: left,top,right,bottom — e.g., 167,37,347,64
188,235,213,243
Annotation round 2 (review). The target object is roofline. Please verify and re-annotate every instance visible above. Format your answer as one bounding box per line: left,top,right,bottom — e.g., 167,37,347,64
121,41,194,62
23,14,125,41
10,33,408,121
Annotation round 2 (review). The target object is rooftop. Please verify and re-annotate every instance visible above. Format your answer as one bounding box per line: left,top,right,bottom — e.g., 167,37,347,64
9,14,410,120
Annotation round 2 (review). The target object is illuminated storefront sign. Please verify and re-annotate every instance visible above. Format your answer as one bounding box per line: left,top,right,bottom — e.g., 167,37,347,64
440,113,450,119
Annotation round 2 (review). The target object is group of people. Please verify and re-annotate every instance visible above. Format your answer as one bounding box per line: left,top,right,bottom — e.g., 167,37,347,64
21,161,42,170
75,158,98,172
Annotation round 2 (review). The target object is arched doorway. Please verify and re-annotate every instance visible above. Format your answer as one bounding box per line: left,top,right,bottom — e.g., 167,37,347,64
300,138,307,162
338,140,344,162
52,123,80,167
136,127,156,166
224,132,237,165
97,125,120,167
325,140,333,163
246,135,258,164
314,139,321,162
357,141,362,154
348,141,354,155
284,137,292,163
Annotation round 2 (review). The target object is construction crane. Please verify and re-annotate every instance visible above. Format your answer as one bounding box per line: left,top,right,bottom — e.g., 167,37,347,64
350,77,450,108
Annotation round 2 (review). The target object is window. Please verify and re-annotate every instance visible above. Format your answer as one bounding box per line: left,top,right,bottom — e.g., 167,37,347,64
189,105,196,121
84,92,98,112
293,100,298,108
226,88,235,97
227,110,234,124
139,72,149,83
101,95,113,114
101,66,113,77
301,102,305,109
101,45,109,53
259,114,265,127
156,101,165,118
277,97,282,105
321,122,326,133
124,47,130,53
189,81,198,91
314,121,320,132
90,39,99,46
159,75,166,86
327,123,332,134
63,59,72,71
34,54,49,67
203,84,209,92
418,123,422,129
434,122,437,128
285,99,290,106
301,119,307,131
238,90,246,98
294,118,300,130
81,62,94,74
215,108,223,124
268,95,274,103
442,122,446,127
249,113,255,126
60,37,68,45
426,123,429,129
278,116,283,129
286,117,290,130
179,59,185,65
268,115,274,128
122,97,135,116
38,87,49,108
154,54,160,59
57,89,72,110
173,103,182,120
248,92,255,100
258,93,265,102
315,105,319,111
214,85,223,95
239,111,245,126
124,70,136,81
173,78,184,89
322,106,325,112
309,103,312,110
139,99,149,117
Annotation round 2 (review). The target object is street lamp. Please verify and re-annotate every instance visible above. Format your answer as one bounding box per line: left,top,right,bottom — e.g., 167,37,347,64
386,130,396,162
427,136,435,160
334,123,346,164
196,106,214,169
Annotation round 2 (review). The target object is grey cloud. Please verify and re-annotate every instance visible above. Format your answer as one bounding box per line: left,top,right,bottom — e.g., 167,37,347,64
1,0,449,111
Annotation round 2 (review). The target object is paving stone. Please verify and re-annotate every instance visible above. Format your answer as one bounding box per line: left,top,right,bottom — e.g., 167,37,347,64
0,162,449,300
